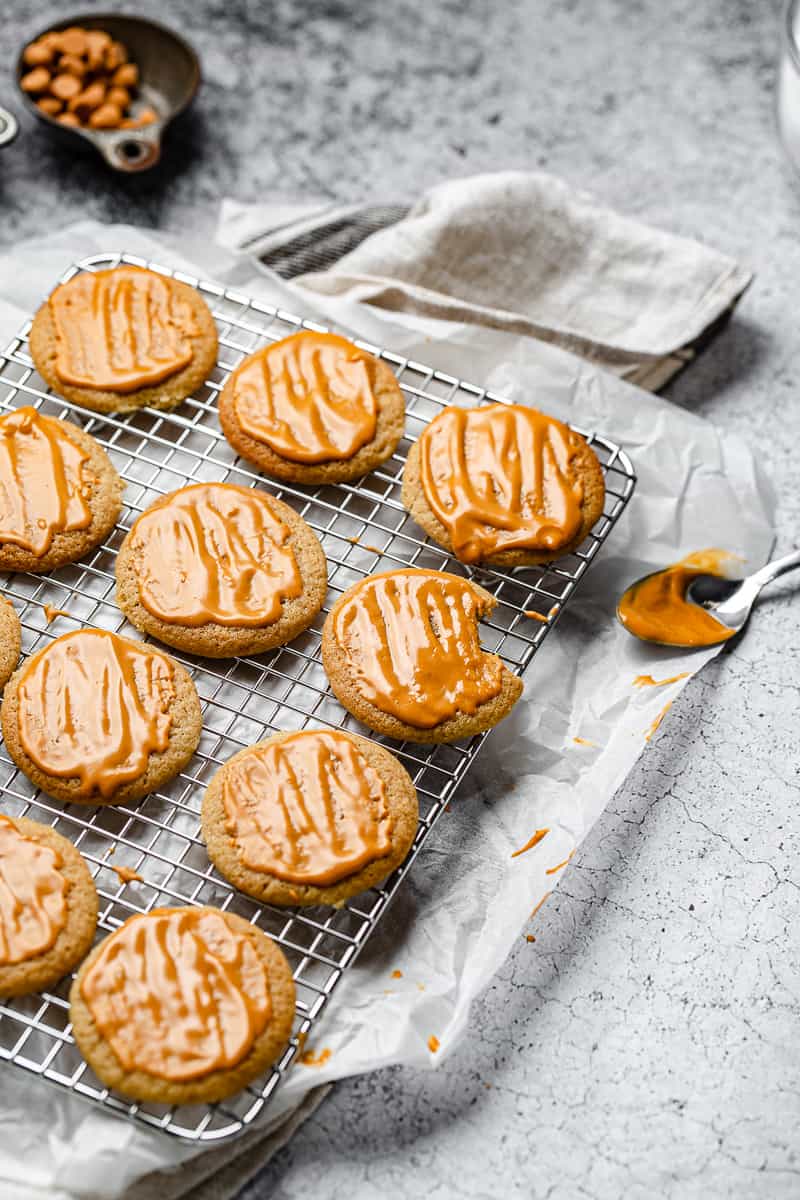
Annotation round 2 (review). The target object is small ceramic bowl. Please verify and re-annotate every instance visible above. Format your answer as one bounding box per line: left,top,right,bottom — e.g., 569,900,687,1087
16,13,200,173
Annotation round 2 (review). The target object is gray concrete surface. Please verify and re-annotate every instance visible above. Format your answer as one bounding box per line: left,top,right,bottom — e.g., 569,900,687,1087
1,1,799,1196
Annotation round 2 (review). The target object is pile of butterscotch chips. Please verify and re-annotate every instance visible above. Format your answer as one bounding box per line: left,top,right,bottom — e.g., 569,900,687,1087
20,26,157,131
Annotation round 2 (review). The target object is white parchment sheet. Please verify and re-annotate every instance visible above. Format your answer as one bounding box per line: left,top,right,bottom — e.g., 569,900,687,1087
0,222,775,1200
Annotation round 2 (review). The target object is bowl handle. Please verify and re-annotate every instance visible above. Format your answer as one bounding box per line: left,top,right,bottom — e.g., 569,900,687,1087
0,105,19,148
92,128,162,173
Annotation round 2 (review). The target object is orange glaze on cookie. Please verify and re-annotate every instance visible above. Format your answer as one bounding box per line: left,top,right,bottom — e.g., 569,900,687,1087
80,908,271,1081
331,569,503,728
17,630,175,799
418,405,585,563
128,483,303,627
50,266,196,393
0,407,91,556
0,815,67,965
618,550,738,647
231,331,378,463
222,731,393,886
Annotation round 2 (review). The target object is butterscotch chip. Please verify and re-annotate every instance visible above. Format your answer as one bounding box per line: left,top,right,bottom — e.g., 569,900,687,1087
115,483,328,659
70,907,296,1106
89,102,122,129
69,81,106,116
202,729,419,907
321,568,523,744
85,30,111,70
105,41,128,70
106,86,130,110
85,30,111,51
121,109,157,129
20,67,51,93
50,73,81,101
112,62,138,88
59,28,88,57
36,97,63,116
0,595,21,693
1,630,202,807
29,266,219,416
0,408,124,575
0,815,98,999
23,42,54,67
57,112,81,127
58,53,86,77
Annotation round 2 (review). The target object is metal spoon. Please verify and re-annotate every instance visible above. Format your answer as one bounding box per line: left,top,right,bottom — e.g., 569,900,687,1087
684,548,800,641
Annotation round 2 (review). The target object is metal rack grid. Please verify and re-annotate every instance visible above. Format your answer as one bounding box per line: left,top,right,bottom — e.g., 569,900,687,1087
0,252,636,1142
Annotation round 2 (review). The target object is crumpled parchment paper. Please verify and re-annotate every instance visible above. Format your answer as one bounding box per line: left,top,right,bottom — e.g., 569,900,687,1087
0,221,774,1200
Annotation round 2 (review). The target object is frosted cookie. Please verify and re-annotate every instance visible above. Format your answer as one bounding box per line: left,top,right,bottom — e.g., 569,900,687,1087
29,265,218,415
321,568,523,743
202,729,419,907
0,596,21,692
0,813,98,998
0,406,123,573
115,482,328,658
218,331,404,484
402,404,605,566
1,629,202,806
70,906,296,1105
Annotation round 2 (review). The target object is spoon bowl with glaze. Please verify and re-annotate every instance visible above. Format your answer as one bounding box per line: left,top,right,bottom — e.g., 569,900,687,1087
617,548,800,648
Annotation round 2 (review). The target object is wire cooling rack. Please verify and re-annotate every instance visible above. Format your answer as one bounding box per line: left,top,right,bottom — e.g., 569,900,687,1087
0,252,635,1142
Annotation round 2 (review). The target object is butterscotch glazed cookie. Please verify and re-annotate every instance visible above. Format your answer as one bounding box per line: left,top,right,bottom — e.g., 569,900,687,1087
321,568,523,744
0,406,123,573
0,813,98,998
0,596,21,692
202,729,419,907
115,482,328,658
70,906,296,1105
218,330,405,484
29,265,218,415
1,629,202,806
402,403,605,566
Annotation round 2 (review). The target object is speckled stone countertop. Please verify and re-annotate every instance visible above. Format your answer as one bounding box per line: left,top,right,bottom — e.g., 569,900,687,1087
2,2,799,1197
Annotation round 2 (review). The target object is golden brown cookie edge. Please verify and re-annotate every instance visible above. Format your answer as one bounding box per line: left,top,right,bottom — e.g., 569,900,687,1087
29,276,218,415
0,634,202,806
218,350,405,484
115,489,328,657
0,416,124,574
68,906,296,1105
320,570,523,744
0,815,99,998
201,729,419,906
401,421,606,567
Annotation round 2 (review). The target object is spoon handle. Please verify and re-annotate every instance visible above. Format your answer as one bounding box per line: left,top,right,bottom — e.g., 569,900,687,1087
751,547,800,589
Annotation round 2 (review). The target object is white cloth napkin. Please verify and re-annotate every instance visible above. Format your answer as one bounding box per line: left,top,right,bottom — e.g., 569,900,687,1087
219,170,752,391
0,171,767,1200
